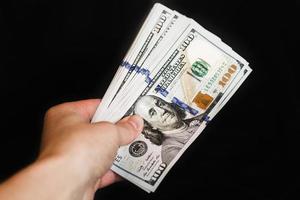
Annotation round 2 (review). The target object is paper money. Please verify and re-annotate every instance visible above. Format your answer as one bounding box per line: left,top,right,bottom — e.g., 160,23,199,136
92,3,252,192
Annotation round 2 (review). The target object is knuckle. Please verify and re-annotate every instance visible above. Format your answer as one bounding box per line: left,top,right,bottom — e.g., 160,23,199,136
45,105,58,119
98,122,120,137
44,103,66,120
98,121,115,129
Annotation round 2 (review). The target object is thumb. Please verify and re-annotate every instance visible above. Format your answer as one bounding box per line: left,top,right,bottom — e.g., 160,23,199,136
114,115,144,146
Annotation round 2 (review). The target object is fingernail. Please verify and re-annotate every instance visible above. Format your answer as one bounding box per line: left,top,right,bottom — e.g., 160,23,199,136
129,115,144,132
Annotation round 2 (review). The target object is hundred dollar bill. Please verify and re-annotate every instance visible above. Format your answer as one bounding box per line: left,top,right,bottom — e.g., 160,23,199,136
93,4,175,121
95,7,241,122
92,6,156,121
94,4,173,120
103,27,249,192
101,16,248,122
91,3,252,192
112,18,248,108
104,22,247,122
116,12,191,98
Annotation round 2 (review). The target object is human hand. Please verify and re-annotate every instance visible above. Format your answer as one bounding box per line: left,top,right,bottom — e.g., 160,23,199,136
38,99,143,199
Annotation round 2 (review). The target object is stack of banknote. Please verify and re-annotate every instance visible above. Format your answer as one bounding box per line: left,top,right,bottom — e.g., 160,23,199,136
92,3,252,192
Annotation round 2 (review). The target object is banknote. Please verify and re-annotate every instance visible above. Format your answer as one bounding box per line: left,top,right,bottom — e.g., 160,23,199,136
117,12,191,98
102,23,247,123
93,4,173,121
106,29,249,192
91,3,252,192
93,4,175,121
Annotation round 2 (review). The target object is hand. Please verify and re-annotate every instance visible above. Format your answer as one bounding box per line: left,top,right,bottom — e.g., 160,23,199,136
0,99,143,200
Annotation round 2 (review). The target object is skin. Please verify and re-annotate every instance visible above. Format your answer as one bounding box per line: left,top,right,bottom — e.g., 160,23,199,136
0,99,144,200
134,95,183,132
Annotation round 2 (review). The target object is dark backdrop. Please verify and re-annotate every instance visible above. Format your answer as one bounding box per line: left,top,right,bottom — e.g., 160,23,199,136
1,0,299,199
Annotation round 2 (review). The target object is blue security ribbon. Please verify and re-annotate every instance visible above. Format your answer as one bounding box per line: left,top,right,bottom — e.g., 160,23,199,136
172,97,199,116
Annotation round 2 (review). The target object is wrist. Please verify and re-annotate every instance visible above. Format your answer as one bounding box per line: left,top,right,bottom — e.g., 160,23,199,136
34,154,96,199
0,154,95,200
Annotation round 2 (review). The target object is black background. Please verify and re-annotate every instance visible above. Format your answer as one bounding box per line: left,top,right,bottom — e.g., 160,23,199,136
1,0,299,199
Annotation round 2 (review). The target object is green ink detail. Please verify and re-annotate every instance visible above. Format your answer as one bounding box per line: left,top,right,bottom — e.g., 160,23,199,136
191,58,210,78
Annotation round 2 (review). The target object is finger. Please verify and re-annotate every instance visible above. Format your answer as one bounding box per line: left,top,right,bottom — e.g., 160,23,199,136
115,115,144,146
95,170,123,190
92,115,143,147
47,99,101,123
67,99,101,120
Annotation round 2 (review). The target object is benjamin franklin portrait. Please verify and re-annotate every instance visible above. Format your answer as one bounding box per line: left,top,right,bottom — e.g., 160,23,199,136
133,95,204,165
